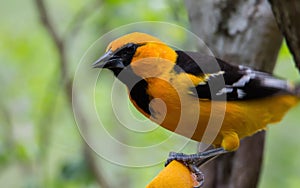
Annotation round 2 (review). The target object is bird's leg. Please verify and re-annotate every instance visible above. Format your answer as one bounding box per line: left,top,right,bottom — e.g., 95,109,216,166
165,148,227,166
165,148,229,188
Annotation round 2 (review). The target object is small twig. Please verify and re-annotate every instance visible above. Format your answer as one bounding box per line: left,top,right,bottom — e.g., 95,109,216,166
35,0,67,79
35,0,62,48
0,103,14,155
34,0,110,187
84,144,111,188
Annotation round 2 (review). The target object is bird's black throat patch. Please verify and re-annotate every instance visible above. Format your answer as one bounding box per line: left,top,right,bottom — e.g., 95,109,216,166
113,66,152,116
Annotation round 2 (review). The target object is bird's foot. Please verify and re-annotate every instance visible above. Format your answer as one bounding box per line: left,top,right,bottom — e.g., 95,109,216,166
165,148,228,188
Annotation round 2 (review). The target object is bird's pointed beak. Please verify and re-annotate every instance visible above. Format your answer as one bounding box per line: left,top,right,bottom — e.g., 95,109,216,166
92,50,125,69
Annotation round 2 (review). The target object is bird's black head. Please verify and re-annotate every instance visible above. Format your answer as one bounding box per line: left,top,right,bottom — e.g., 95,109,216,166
92,43,139,76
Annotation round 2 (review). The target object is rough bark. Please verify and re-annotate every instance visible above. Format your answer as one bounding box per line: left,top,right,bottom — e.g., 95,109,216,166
184,0,282,187
269,0,300,72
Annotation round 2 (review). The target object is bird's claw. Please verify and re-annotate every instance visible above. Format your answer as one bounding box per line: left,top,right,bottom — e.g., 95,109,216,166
165,152,190,167
165,148,228,187
189,164,204,188
165,152,205,187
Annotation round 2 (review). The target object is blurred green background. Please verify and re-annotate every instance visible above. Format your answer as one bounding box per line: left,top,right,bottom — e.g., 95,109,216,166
0,0,299,187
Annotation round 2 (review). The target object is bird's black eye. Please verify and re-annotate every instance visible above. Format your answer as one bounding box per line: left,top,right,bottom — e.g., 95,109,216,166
113,43,138,66
124,43,137,55
126,43,134,48
114,43,137,57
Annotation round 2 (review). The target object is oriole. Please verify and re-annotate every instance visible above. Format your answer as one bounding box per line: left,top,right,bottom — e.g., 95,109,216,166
93,32,300,184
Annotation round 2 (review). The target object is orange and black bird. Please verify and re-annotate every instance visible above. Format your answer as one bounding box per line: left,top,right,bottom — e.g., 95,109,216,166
93,32,300,185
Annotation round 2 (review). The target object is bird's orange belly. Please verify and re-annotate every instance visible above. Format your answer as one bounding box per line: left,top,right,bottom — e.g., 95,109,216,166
135,94,299,151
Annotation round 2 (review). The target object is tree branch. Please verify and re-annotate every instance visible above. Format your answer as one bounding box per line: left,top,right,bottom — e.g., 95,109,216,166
269,0,300,72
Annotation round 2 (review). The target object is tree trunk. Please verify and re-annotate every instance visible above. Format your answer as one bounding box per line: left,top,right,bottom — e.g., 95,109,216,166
269,0,300,71
184,0,282,187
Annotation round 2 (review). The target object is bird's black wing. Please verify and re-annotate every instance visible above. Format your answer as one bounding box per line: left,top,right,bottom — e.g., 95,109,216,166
174,51,293,101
